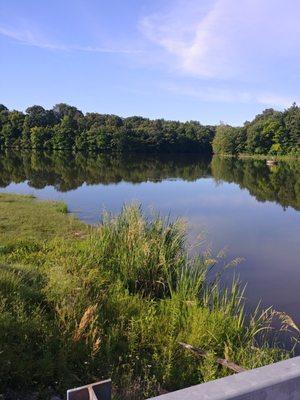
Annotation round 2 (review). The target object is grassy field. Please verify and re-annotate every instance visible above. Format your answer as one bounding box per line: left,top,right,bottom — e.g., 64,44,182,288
0,193,292,399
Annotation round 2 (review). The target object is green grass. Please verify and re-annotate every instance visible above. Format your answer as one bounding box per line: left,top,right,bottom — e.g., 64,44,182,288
0,194,292,399
0,193,83,244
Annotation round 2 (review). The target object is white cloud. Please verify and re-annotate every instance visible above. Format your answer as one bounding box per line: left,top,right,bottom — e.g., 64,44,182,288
0,25,65,50
0,25,140,54
140,0,300,80
1,1,299,111
163,82,296,108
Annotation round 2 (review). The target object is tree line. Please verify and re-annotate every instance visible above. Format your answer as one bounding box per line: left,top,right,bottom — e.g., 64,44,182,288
0,103,214,153
1,103,299,155
212,104,300,156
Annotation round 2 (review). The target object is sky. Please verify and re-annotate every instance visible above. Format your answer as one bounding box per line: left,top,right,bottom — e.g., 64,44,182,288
1,0,300,125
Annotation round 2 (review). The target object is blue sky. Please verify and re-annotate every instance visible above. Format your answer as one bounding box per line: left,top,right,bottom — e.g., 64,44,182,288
1,0,300,125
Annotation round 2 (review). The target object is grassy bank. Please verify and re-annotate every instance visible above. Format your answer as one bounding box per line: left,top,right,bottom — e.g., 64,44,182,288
0,194,291,399
215,153,300,161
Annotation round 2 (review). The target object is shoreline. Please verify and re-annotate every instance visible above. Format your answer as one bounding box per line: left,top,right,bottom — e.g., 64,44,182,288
214,153,300,161
0,192,294,399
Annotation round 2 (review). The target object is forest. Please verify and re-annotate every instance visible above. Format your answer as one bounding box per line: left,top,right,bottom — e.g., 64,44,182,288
212,105,300,156
0,104,214,153
0,103,299,155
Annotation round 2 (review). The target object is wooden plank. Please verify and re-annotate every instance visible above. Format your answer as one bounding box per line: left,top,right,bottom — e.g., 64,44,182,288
178,342,247,373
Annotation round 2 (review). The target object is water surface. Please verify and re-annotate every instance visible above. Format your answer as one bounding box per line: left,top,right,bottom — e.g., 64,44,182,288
1,151,300,321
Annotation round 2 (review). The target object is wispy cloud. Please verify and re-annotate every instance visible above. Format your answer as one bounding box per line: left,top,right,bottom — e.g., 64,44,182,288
140,0,300,80
0,25,141,54
163,82,296,109
1,0,299,113
0,26,65,50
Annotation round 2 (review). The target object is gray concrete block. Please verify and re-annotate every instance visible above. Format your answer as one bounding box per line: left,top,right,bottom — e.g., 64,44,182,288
67,379,111,400
148,357,300,400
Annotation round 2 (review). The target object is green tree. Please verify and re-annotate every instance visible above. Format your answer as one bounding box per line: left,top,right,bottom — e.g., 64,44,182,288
25,105,56,128
52,116,76,150
284,103,300,152
30,127,53,149
212,125,245,155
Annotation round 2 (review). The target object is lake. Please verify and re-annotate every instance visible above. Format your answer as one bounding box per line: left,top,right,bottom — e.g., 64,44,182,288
1,151,300,322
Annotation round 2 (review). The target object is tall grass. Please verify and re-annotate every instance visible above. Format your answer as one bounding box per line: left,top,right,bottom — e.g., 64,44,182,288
0,194,292,399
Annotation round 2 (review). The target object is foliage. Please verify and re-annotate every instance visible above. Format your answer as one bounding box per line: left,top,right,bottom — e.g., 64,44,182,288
212,125,246,155
1,102,300,155
1,102,299,155
212,105,300,156
0,104,215,154
0,194,291,399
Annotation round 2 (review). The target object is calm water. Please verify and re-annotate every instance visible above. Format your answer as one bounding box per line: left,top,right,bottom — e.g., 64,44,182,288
1,151,300,321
